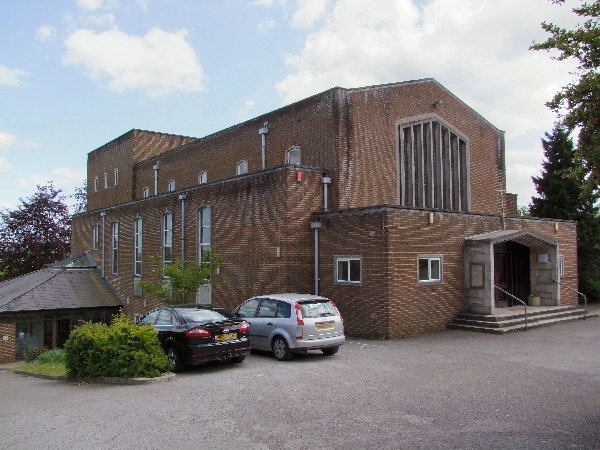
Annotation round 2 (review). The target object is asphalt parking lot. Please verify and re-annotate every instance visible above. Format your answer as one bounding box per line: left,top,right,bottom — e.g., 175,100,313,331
1,316,599,450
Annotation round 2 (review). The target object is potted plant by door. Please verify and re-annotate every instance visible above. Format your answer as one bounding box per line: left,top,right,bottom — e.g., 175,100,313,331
528,291,541,306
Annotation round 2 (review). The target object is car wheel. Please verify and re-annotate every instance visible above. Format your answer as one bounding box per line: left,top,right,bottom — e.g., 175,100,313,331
271,336,292,361
321,346,339,356
167,346,184,372
230,355,246,363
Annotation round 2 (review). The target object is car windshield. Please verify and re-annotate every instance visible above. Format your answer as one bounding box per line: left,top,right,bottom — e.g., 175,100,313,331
299,301,337,318
176,308,229,324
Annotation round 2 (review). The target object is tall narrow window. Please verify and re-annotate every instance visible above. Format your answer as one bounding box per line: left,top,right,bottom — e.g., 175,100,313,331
111,222,119,275
93,177,98,192
198,206,211,260
198,171,208,185
92,224,99,251
237,160,248,175
104,173,108,189
162,213,173,264
399,118,469,212
134,218,142,277
114,168,119,186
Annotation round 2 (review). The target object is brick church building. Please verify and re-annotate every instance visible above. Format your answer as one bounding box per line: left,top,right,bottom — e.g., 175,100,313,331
70,78,579,339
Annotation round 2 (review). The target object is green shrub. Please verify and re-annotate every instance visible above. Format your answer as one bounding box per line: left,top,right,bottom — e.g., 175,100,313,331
64,311,170,379
37,348,66,364
24,345,49,363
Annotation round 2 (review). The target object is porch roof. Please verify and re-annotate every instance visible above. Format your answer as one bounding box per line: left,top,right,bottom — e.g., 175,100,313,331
0,252,122,314
465,229,558,247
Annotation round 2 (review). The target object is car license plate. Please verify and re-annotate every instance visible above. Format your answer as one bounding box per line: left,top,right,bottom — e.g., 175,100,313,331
316,322,334,330
216,332,237,341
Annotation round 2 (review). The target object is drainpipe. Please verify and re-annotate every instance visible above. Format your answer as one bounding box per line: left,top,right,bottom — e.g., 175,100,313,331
153,161,160,196
259,122,268,170
321,176,331,211
179,192,187,260
100,211,106,279
311,221,322,295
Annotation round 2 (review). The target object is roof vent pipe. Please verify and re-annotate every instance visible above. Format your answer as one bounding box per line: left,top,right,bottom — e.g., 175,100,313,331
259,122,268,170
321,176,331,211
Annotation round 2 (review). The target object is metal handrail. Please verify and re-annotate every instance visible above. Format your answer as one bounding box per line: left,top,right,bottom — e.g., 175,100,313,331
494,285,528,330
550,277,587,320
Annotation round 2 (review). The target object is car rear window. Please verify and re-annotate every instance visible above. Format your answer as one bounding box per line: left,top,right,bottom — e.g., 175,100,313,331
299,301,337,318
176,308,228,323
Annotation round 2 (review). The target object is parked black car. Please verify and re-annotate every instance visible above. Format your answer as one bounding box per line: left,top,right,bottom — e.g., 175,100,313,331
141,306,251,372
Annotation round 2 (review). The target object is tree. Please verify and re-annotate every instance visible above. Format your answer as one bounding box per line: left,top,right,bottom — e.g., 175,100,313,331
530,0,600,199
136,250,222,305
529,127,600,301
71,180,87,215
0,183,71,280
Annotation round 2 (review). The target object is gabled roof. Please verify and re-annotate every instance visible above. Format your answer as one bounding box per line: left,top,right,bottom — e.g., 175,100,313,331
0,252,122,314
465,229,558,247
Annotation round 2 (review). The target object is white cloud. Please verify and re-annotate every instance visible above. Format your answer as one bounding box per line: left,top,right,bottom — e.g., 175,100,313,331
76,0,119,11
238,100,256,121
292,0,331,28
18,167,85,191
0,65,29,87
0,157,14,172
258,18,276,32
36,25,57,43
0,131,39,150
275,0,582,205
63,26,207,98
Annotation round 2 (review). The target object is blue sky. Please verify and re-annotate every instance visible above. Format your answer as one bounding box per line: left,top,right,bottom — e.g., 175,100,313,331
0,0,581,212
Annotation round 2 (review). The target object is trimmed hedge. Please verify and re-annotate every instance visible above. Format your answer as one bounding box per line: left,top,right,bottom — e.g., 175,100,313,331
64,312,170,379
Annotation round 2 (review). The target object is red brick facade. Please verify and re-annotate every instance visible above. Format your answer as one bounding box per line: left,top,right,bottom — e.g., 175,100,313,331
0,321,16,364
71,79,579,339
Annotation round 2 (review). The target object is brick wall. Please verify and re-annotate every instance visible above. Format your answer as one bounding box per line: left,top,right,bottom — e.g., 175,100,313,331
315,207,578,339
0,321,15,364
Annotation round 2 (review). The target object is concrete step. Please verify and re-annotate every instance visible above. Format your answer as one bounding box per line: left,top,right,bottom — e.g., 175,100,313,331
448,306,597,334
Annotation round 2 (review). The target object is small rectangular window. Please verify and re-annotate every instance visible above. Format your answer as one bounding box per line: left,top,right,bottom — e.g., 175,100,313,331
114,168,119,186
142,187,149,198
103,173,108,189
237,160,248,176
167,180,176,192
336,256,361,284
418,256,441,282
198,171,208,184
93,177,98,192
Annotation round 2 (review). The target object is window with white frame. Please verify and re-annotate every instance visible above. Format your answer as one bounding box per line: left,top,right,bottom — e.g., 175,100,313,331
167,180,176,192
336,256,362,284
104,173,108,189
559,255,564,278
134,218,142,277
399,117,469,212
114,168,119,186
111,222,119,275
236,160,248,176
418,256,441,282
198,171,208,185
93,177,98,192
286,146,301,165
92,224,99,251
198,206,211,260
162,212,173,265
142,187,149,198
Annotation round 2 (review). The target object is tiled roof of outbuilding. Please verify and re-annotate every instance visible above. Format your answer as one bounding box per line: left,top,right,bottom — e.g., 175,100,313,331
0,252,122,313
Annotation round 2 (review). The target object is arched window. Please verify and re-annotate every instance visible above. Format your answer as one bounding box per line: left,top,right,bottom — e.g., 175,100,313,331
236,160,248,176
286,146,301,165
162,213,173,264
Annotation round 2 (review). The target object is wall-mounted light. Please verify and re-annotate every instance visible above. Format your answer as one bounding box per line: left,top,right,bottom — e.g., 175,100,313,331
554,222,559,232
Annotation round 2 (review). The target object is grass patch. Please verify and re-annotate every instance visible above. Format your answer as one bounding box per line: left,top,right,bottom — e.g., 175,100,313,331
16,361,67,377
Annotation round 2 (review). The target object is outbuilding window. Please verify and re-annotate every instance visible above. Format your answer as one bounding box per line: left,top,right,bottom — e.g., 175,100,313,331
336,256,361,284
418,256,441,282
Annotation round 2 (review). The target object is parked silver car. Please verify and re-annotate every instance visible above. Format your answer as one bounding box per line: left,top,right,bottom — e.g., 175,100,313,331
232,293,345,361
